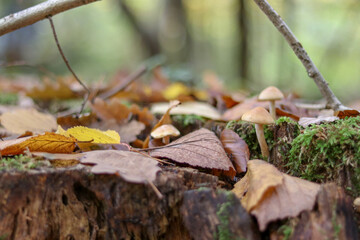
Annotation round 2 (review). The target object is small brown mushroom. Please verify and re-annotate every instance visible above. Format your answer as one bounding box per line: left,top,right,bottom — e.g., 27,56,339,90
150,124,180,144
258,86,284,120
241,107,274,159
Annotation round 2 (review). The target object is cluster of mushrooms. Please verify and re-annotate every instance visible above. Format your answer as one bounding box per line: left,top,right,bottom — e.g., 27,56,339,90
242,86,284,159
150,86,284,160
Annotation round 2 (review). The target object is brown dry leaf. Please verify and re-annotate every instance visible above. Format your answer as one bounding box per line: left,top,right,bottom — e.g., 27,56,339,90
275,108,300,121
90,98,130,123
129,104,154,126
0,133,77,156
220,129,249,173
80,150,160,183
149,128,235,175
0,108,57,134
116,120,145,143
233,160,320,231
57,113,97,129
26,77,77,100
335,109,360,119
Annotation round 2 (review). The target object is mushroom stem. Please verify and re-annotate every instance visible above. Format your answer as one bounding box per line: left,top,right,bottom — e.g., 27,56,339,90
255,124,269,159
162,136,170,145
269,101,276,120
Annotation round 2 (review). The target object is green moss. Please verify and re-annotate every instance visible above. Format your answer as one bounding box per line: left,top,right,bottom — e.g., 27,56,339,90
278,224,293,240
172,114,206,127
287,116,360,194
214,192,234,240
0,92,18,105
0,154,48,171
226,120,275,160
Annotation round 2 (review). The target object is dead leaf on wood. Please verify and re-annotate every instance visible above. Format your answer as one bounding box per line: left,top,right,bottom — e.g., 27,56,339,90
31,152,83,167
220,129,249,173
80,150,161,183
0,133,77,156
0,108,57,134
232,160,320,231
116,120,145,143
149,128,235,175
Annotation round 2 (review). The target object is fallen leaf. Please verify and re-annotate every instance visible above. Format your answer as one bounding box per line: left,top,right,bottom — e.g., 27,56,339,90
0,108,57,134
90,98,130,124
115,120,145,143
57,126,120,144
222,98,267,121
26,77,77,100
0,133,77,156
151,101,221,120
149,128,235,175
298,116,339,128
232,160,320,231
57,113,97,129
335,109,360,119
31,152,83,167
80,150,161,183
220,129,249,173
162,82,191,100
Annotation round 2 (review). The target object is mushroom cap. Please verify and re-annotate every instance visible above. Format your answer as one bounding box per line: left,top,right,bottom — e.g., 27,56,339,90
151,124,180,139
241,107,275,125
258,86,284,101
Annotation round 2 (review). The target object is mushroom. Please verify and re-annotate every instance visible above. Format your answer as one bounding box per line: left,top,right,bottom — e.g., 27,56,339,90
258,86,284,120
241,107,274,159
151,124,180,144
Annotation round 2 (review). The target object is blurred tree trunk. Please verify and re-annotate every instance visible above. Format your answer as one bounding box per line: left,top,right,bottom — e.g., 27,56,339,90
159,0,192,63
118,0,160,57
238,0,249,88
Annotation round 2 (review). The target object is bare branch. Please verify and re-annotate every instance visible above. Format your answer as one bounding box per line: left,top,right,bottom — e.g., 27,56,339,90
252,0,348,111
0,0,100,37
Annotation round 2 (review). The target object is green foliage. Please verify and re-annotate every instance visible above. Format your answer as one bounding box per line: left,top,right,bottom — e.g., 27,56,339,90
172,114,206,127
287,117,360,194
0,92,18,105
0,154,47,171
214,192,234,240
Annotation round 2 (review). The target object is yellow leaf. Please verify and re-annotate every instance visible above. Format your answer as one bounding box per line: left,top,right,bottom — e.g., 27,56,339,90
163,82,191,100
64,126,120,144
0,133,77,156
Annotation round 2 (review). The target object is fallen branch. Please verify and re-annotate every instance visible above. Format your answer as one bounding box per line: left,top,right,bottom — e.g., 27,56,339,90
252,0,348,112
0,0,100,37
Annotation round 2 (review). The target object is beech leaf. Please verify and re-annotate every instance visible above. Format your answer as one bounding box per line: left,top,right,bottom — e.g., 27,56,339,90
220,129,249,173
0,133,77,156
232,160,320,231
0,108,57,134
80,150,161,183
149,128,235,175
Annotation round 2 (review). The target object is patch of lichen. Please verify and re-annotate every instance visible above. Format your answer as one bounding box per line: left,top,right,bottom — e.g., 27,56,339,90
226,117,297,160
287,116,360,194
0,154,50,171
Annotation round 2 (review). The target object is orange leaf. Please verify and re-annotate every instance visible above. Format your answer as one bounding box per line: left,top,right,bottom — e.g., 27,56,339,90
335,109,360,119
0,133,77,156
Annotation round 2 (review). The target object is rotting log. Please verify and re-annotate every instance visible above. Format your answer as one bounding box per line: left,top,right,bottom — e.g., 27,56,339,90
0,167,257,240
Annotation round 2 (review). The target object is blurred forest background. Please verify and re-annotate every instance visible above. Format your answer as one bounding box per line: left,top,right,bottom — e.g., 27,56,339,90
0,0,359,102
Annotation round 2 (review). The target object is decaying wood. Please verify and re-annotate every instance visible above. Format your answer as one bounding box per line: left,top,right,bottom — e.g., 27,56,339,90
0,0,100,37
181,189,260,240
0,167,223,240
291,183,358,240
252,0,348,112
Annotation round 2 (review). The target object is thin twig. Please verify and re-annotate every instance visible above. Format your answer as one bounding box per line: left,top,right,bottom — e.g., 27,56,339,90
48,16,90,114
98,65,147,100
252,0,349,112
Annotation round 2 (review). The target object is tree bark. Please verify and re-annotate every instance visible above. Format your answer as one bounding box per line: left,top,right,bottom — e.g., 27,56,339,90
252,0,348,112
0,0,100,37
